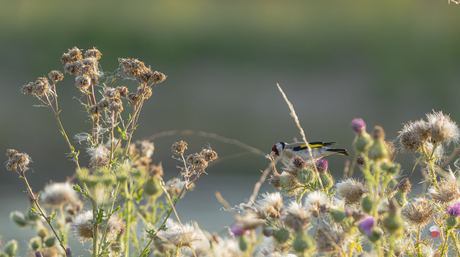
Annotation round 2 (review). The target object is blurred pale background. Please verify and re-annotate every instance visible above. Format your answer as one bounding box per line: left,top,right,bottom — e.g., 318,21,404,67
1,0,460,255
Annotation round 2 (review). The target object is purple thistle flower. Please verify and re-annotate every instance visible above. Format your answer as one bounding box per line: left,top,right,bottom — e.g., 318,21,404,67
230,224,250,237
316,159,328,173
35,251,43,257
359,216,375,236
447,203,460,217
351,118,366,134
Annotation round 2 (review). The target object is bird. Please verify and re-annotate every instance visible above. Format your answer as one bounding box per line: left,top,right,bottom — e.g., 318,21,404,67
269,141,349,164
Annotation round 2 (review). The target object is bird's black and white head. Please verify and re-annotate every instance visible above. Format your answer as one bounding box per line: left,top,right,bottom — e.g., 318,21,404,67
270,142,286,156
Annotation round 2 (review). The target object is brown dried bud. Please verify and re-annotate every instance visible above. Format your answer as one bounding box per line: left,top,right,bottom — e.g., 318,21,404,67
149,163,164,177
109,98,123,113
153,71,166,83
6,149,18,159
48,70,64,83
394,178,411,194
200,149,218,162
88,105,100,116
99,97,110,108
89,73,99,85
84,47,102,60
75,75,91,90
172,141,188,154
126,92,141,106
80,65,94,75
21,82,34,94
356,156,365,166
139,69,154,83
269,175,281,188
187,153,207,169
61,53,72,64
373,126,385,141
116,86,129,98
34,77,50,96
105,88,120,99
68,46,82,62
143,87,153,99
5,160,18,171
64,61,82,75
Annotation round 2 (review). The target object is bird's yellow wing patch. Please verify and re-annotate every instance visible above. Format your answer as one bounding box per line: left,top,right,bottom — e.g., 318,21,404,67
307,144,323,148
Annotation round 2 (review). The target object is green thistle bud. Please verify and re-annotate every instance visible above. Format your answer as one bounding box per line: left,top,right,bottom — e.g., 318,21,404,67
353,132,373,152
30,237,41,251
368,126,389,161
101,174,116,187
143,176,163,198
293,232,314,253
110,238,124,253
3,240,18,257
10,211,27,227
368,229,382,243
361,195,374,214
132,167,147,181
383,214,403,234
393,191,408,208
274,228,290,244
44,236,56,248
386,179,398,191
447,217,459,228
76,167,89,183
319,172,334,189
83,175,99,188
381,162,400,175
37,227,48,239
115,167,129,184
329,208,346,223
26,206,40,221
238,234,249,252
280,174,298,190
297,167,315,185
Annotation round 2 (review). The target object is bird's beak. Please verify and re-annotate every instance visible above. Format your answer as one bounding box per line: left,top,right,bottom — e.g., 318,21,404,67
268,151,275,157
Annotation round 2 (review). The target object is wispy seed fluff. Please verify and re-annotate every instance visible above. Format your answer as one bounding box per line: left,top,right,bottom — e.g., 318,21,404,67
399,123,424,153
138,140,154,158
71,211,125,242
427,111,459,144
86,145,110,167
255,192,283,219
335,178,367,205
41,182,78,206
282,201,310,232
304,191,329,218
402,198,435,227
430,179,460,205
154,219,199,253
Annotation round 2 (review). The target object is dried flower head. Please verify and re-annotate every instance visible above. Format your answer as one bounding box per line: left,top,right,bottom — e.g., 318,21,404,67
109,98,124,113
255,192,283,219
75,75,91,90
304,191,328,218
399,124,423,153
316,227,345,253
105,215,126,239
427,111,459,144
137,140,154,158
48,70,64,83
149,162,164,177
61,53,72,64
21,82,34,94
84,47,102,60
80,65,94,75
41,182,78,206
6,149,18,159
34,77,51,96
67,46,82,62
126,92,142,106
139,69,154,83
86,146,110,167
282,202,310,232
394,178,412,194
64,61,82,75
153,71,166,83
237,213,265,230
411,119,431,141
430,179,460,205
356,156,365,166
116,86,129,98
335,178,367,204
372,126,385,141
187,153,207,169
172,140,188,154
200,149,218,162
70,211,93,242
402,198,435,227
98,97,110,108
119,58,147,77
154,219,200,253
88,105,100,116
351,118,366,134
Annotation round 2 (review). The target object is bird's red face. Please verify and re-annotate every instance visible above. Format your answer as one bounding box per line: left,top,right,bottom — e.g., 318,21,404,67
271,144,280,156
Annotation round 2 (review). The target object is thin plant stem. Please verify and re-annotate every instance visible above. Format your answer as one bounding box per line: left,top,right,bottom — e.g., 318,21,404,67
124,181,132,257
19,167,67,252
451,231,460,256
92,198,99,257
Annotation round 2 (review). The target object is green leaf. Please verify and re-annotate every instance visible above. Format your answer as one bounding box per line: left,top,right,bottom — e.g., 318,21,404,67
118,126,122,133
31,208,38,214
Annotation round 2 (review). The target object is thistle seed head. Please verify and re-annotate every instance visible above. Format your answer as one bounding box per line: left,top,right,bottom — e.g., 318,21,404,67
402,198,435,227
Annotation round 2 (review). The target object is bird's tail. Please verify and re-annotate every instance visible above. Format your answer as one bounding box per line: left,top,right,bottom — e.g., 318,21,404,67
326,148,349,156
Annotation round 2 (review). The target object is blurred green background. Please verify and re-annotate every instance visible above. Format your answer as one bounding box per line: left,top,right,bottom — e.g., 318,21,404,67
1,0,460,254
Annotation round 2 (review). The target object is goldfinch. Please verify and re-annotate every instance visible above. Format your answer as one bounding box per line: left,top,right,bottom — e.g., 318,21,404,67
269,141,349,164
